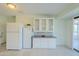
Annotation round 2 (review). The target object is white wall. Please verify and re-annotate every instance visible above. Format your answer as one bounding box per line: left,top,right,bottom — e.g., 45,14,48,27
16,15,68,46
54,17,73,48
7,16,16,23
65,18,73,48
0,16,16,45
0,16,7,44
16,15,33,25
53,18,67,46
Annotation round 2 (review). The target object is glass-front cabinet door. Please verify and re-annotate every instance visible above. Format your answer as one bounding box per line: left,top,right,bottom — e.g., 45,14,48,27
33,19,40,32
33,18,53,32
48,19,53,32
41,19,46,32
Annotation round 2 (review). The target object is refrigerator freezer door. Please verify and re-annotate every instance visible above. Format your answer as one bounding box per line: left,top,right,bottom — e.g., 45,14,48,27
7,23,23,32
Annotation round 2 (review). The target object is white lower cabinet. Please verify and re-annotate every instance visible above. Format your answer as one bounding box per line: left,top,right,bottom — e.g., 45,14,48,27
40,39,48,48
48,39,56,48
33,38,56,48
33,38,41,48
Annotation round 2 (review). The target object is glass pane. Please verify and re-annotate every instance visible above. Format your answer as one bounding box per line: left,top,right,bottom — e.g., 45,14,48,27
73,32,77,40
48,19,53,31
73,20,79,24
35,19,39,31
77,24,79,33
73,24,77,32
41,19,46,31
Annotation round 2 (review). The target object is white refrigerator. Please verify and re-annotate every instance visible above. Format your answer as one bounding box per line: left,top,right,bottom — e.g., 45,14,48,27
6,23,23,49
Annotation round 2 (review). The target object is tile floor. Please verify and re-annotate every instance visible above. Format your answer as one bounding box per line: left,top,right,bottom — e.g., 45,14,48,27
0,45,79,56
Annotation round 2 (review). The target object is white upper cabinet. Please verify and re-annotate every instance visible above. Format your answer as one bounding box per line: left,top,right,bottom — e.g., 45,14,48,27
47,19,53,32
33,18,53,32
33,19,39,32
41,19,46,32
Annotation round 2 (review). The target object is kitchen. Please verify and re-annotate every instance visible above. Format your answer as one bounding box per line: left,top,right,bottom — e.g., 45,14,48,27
6,17,56,49
0,3,79,56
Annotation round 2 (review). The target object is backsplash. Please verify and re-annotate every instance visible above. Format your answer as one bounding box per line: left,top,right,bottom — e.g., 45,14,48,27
34,32,53,36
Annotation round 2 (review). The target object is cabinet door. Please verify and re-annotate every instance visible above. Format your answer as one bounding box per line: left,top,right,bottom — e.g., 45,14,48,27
40,38,48,48
41,19,46,32
47,19,53,32
33,19,40,32
33,38,41,48
48,38,56,48
33,18,53,32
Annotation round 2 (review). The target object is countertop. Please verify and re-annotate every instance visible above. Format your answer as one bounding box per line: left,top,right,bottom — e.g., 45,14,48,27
32,35,56,38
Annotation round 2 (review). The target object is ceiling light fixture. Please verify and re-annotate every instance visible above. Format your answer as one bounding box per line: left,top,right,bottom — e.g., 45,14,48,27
7,3,16,9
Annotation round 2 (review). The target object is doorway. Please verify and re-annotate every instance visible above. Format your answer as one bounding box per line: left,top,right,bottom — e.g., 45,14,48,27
73,18,79,51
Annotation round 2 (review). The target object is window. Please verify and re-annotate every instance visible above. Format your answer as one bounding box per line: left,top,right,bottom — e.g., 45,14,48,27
73,19,79,40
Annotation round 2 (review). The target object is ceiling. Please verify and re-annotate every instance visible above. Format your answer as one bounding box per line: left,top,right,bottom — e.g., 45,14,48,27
0,3,79,17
